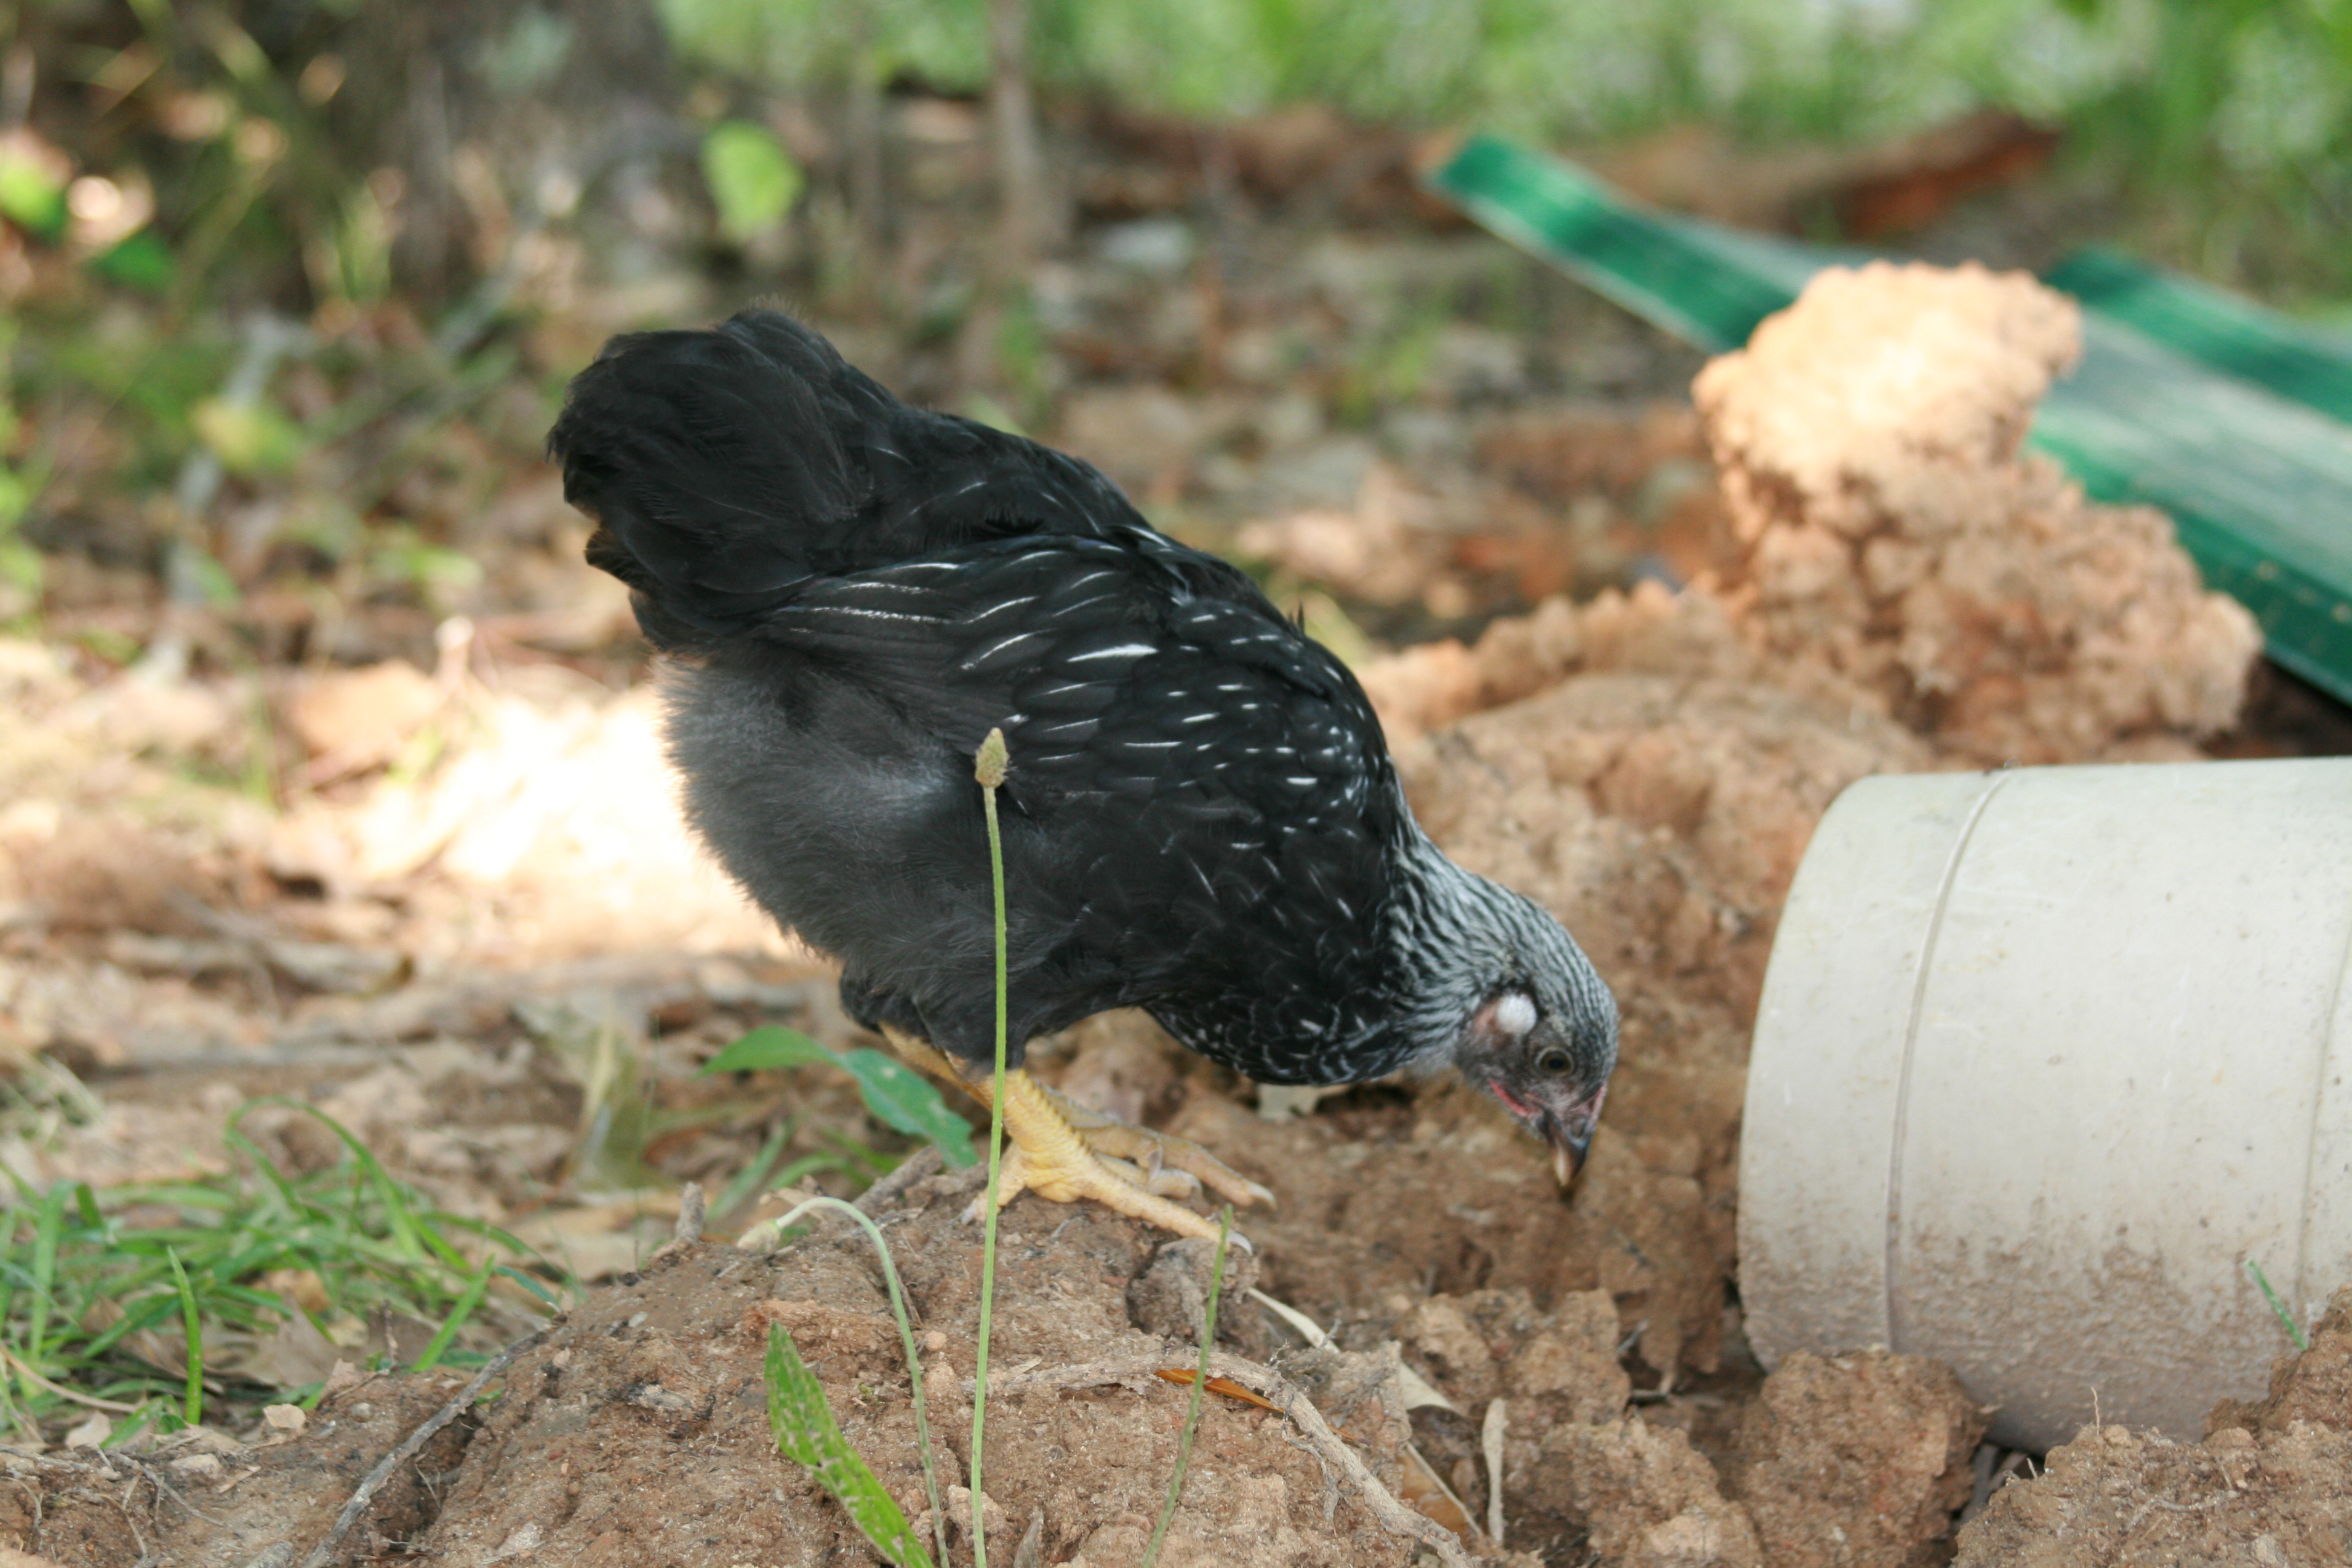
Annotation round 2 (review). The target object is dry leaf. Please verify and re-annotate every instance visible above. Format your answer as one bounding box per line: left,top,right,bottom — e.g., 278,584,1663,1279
231,1299,344,1389
1153,1368,1279,1412
1396,1442,1474,1543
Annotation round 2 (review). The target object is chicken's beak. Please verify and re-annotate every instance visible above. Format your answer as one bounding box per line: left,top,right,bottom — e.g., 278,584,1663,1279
1547,1120,1591,1187
1545,1084,1607,1189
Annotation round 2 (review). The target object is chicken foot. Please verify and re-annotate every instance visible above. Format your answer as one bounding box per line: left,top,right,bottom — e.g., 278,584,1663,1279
880,1024,1272,1243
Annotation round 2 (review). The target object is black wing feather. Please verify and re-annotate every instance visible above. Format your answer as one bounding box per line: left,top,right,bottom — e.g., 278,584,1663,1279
550,310,1156,648
667,534,1405,1072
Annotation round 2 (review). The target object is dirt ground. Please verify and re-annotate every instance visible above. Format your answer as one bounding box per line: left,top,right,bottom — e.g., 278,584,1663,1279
1953,1287,2352,1566
4,218,2349,1567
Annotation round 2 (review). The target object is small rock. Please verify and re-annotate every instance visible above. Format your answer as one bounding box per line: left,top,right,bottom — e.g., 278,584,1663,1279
941,1485,1007,1541
486,1520,546,1562
1127,1234,1259,1344
1731,1350,1984,1568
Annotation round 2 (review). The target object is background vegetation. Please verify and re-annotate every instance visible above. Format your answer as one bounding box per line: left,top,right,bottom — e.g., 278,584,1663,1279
11,0,2352,316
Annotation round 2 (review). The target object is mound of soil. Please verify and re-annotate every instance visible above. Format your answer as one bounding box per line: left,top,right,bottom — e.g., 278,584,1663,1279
1,1146,1990,1568
0,1375,471,1567
1693,261,2260,763
1955,1287,2352,1565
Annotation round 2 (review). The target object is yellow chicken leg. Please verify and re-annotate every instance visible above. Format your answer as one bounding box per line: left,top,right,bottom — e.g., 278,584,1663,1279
880,1025,1271,1243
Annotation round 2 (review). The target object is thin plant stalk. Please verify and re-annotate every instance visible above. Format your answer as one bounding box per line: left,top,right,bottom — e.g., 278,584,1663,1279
412,1257,495,1373
971,726,1011,1568
2246,1258,2310,1351
23,1183,70,1376
165,1248,201,1427
771,1194,950,1567
1140,1206,1232,1568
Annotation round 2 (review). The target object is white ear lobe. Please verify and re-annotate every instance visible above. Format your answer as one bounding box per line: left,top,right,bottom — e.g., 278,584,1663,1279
1493,991,1537,1037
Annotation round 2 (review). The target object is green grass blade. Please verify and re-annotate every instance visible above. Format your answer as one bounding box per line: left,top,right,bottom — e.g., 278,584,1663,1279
768,1194,950,1568
232,1100,464,1269
1142,1207,1232,1568
165,1248,202,1427
972,727,1011,1568
6,1102,569,1423
21,1182,72,1372
2246,1258,2310,1351
79,1295,182,1361
771,1152,857,1189
766,1324,935,1568
411,1257,495,1373
493,1264,562,1310
221,1124,310,1211
714,1117,798,1217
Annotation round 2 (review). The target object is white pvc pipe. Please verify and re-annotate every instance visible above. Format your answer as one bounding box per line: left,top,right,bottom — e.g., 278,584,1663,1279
1739,757,2352,1451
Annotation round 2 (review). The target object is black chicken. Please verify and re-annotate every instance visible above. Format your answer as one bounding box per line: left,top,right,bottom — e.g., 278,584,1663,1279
550,310,1617,1240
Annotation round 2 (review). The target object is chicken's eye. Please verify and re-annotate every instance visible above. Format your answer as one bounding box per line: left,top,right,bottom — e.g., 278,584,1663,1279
1537,1048,1573,1076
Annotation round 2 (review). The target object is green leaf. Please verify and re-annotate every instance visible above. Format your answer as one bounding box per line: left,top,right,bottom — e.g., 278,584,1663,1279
766,1324,935,1568
838,1050,976,1168
165,1248,202,1427
0,151,65,242
701,120,803,242
89,230,175,294
412,1257,494,1372
367,541,483,599
190,397,305,477
704,1029,976,1168
701,1025,835,1075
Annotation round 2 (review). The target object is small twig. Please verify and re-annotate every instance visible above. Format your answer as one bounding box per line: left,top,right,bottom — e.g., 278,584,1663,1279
0,1345,142,1413
1142,1209,1231,1568
671,1181,707,1245
1482,1397,1507,1546
973,1350,1475,1568
298,1326,548,1568
853,1145,945,1216
2118,1489,2234,1548
130,1458,232,1529
111,1464,153,1564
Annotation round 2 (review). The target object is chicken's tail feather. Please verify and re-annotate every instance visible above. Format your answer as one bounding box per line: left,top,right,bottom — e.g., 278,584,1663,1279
549,311,885,648
551,309,1151,650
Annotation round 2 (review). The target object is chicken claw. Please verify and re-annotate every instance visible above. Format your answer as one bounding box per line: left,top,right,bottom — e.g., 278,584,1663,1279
881,1025,1269,1243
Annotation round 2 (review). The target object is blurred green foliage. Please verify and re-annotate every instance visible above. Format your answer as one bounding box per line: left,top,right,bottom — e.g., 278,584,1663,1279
701,119,806,241
0,327,39,604
661,0,2352,298
659,0,2102,139
11,0,2352,309
0,0,2343,654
